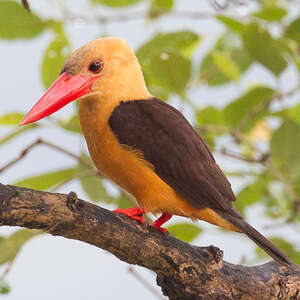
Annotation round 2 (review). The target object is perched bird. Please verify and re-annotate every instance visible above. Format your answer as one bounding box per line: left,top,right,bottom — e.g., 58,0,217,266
21,37,292,265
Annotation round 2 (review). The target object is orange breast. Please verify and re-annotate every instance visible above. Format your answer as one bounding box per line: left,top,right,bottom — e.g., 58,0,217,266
78,96,239,232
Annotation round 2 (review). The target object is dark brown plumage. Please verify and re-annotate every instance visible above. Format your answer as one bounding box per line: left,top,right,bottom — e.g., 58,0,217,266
109,98,292,266
109,98,237,211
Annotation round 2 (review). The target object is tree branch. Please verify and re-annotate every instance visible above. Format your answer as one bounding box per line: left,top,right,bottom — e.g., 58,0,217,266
0,183,299,300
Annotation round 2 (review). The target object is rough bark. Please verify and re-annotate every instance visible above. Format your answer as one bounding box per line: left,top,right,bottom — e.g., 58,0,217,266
0,183,299,300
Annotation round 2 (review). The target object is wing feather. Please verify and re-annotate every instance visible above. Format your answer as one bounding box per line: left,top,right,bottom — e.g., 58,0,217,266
109,98,235,212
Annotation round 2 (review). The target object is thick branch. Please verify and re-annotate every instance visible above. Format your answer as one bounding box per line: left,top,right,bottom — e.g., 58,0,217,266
0,183,299,299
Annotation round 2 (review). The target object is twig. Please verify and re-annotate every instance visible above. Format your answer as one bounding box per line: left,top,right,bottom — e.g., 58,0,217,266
268,161,300,221
128,267,165,299
197,124,228,134
0,138,97,175
0,257,16,280
217,147,269,164
40,139,94,169
63,10,216,25
275,86,300,102
209,0,230,11
0,139,41,173
21,0,31,13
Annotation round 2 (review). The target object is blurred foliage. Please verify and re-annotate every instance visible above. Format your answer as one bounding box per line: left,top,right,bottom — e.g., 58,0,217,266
136,30,200,98
77,153,116,203
0,1,46,39
0,230,39,266
167,223,202,242
92,0,141,7
14,168,76,190
0,229,39,294
256,237,300,264
0,113,24,125
41,24,70,89
0,124,38,145
0,279,10,295
0,0,300,292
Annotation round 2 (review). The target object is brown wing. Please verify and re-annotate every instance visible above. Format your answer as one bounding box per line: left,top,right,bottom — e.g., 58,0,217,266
109,98,236,212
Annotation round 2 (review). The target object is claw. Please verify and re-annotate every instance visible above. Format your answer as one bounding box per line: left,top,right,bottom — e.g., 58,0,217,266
151,213,172,234
152,225,168,234
113,207,146,224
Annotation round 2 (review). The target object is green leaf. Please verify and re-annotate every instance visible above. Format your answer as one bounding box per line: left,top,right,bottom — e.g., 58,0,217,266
148,51,191,95
265,188,292,219
256,237,300,264
77,155,115,203
80,174,115,203
0,279,10,294
136,31,201,60
235,180,267,215
59,115,81,134
217,16,246,34
0,229,39,266
0,1,46,39
253,7,287,21
242,23,287,76
136,31,200,97
150,0,173,17
167,223,202,242
117,193,133,209
151,0,173,10
196,106,225,126
260,0,279,6
137,31,199,97
0,113,24,126
41,30,70,89
287,102,300,125
224,86,275,130
0,125,37,145
271,120,300,180
196,106,227,148
92,0,141,7
285,18,300,43
0,237,6,245
296,58,300,73
200,34,252,86
14,168,76,190
145,82,171,100
212,51,240,81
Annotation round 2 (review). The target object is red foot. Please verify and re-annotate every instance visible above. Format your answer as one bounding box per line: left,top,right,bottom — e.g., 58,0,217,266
113,207,146,224
151,213,172,234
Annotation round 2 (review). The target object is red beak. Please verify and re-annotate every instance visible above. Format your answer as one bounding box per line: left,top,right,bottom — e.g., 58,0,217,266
20,72,98,125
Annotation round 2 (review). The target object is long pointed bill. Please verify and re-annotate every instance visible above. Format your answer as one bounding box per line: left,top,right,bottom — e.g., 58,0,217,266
20,72,98,125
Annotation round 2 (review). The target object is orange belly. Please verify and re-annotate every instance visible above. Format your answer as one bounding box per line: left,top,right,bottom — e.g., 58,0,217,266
79,97,239,232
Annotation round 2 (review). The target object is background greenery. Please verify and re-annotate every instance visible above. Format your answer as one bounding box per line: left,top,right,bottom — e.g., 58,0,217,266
0,0,299,297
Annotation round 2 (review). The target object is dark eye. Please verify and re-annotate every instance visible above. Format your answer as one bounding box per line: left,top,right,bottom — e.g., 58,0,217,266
88,61,103,73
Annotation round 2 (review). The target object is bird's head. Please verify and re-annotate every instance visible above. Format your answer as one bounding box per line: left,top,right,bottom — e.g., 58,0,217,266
20,37,150,125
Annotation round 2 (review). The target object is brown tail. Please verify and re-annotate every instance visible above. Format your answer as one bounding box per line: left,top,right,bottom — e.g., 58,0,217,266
217,210,293,266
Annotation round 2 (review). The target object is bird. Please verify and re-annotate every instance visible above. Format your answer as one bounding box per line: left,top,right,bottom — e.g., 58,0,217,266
21,37,292,266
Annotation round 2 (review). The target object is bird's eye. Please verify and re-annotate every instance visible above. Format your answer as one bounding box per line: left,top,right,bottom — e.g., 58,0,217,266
88,61,103,73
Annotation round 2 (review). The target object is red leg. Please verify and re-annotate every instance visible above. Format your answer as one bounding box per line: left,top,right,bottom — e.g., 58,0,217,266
113,207,146,224
151,213,172,234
